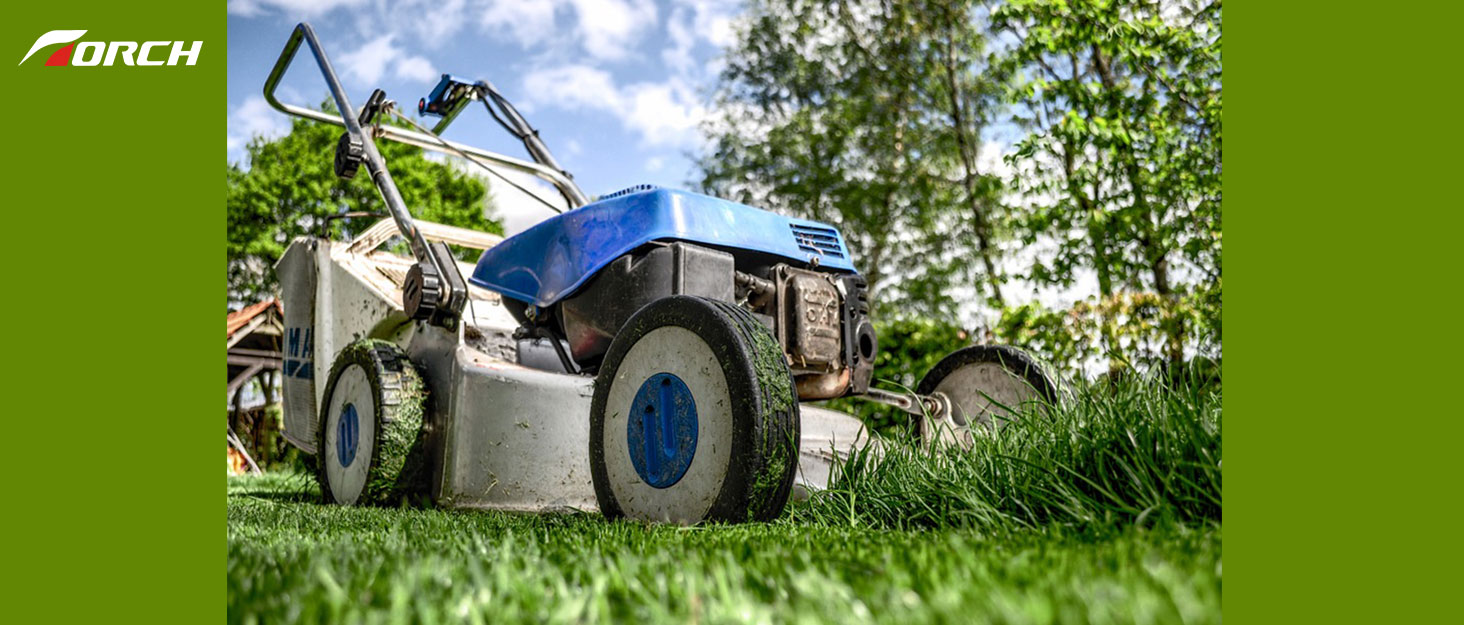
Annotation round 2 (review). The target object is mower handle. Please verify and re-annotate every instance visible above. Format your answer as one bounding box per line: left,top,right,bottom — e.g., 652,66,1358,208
263,22,438,268
263,23,587,209
265,22,480,327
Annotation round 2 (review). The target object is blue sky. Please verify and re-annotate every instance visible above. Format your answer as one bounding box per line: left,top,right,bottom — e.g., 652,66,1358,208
228,0,741,233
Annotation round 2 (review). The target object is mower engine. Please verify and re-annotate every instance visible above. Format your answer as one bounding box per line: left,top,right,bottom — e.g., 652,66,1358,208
734,264,876,399
551,237,876,401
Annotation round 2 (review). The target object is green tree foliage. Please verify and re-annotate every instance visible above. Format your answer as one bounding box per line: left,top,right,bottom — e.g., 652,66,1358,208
703,0,1221,378
992,0,1221,370
227,108,501,305
701,0,1007,318
995,290,1215,376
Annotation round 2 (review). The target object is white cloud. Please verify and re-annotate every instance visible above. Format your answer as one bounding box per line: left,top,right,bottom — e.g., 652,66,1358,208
522,64,620,110
621,80,705,147
564,139,583,156
234,0,668,64
486,168,571,236
522,65,706,149
338,34,437,86
400,0,471,44
227,96,291,156
339,35,396,84
674,0,737,48
644,156,665,172
227,0,366,18
568,0,658,61
663,7,697,75
475,0,656,61
440,154,570,235
478,0,560,49
230,0,719,169
395,55,438,83
435,152,573,235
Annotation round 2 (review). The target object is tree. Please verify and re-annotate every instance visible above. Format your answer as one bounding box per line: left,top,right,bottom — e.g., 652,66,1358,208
700,0,1006,320
921,0,1009,308
992,0,1221,370
701,0,1221,379
227,107,501,305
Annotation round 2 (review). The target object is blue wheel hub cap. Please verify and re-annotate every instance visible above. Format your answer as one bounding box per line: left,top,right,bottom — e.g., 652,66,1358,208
337,403,359,468
627,373,698,488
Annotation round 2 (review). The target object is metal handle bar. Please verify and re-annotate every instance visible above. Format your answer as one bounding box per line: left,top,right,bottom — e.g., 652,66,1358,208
263,22,439,275
263,23,587,210
478,83,588,206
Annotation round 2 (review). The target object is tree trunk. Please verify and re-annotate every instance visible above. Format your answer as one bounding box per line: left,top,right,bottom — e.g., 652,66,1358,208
863,187,896,307
261,370,275,405
1054,51,1121,373
1092,43,1184,366
939,14,1004,308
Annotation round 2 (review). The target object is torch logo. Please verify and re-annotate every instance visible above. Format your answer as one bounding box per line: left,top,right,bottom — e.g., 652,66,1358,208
18,30,202,66
19,30,86,66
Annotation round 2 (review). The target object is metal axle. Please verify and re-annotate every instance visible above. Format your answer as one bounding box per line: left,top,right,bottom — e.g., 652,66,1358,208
860,388,952,421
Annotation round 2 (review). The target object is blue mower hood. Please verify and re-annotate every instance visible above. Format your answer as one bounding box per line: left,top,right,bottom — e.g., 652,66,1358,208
470,187,857,307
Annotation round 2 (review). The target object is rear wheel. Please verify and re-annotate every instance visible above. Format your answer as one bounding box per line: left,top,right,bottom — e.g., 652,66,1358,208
316,340,430,506
917,345,1064,445
590,296,799,524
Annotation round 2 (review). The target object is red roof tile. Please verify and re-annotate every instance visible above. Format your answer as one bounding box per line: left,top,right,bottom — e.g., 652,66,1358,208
227,299,282,339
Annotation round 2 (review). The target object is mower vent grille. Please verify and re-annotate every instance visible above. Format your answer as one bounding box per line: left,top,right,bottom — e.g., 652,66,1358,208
600,184,659,200
789,223,845,259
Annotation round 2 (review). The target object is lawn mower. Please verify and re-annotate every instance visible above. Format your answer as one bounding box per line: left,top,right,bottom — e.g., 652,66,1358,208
264,23,1063,524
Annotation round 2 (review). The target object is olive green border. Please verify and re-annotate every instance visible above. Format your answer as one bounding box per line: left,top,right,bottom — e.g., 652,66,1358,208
4,3,221,621
5,1,1459,622
1227,2,1461,622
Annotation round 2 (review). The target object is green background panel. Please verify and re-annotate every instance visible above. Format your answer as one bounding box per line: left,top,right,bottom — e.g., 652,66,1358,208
1227,1,1462,622
2,2,220,622
1,1,1459,622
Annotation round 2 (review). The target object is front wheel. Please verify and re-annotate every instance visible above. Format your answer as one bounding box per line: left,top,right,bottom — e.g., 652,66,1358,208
590,296,800,524
316,340,430,506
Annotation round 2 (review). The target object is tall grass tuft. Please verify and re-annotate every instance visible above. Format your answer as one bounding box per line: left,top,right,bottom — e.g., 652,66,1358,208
795,376,1221,531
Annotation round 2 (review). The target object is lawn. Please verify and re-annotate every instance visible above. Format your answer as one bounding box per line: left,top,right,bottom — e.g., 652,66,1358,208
227,379,1221,624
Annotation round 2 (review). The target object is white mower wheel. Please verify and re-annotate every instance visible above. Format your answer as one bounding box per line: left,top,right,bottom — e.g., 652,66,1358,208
917,345,1065,445
316,340,429,506
590,296,800,524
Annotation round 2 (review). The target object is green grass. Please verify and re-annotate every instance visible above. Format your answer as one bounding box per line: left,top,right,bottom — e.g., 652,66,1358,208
228,379,1220,624
800,376,1221,531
